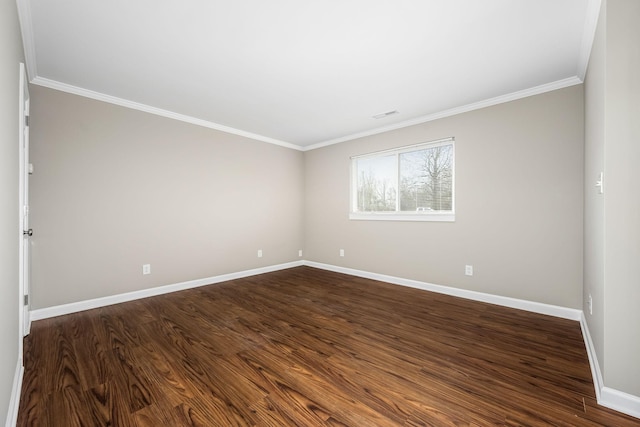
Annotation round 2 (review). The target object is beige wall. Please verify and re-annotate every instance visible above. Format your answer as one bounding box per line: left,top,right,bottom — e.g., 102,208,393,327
0,0,25,422
29,86,304,309
305,86,584,308
602,0,640,396
584,0,640,399
20,0,640,410
17,0,640,415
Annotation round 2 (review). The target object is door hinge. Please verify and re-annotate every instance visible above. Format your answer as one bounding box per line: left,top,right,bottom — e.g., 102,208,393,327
25,115,29,127
24,294,28,306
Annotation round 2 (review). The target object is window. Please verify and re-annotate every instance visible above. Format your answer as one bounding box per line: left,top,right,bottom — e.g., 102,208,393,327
350,138,455,221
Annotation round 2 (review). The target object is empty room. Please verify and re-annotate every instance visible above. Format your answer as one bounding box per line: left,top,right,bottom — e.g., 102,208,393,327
1,0,639,425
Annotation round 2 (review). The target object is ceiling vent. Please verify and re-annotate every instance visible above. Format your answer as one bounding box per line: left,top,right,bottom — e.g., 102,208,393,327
372,110,399,119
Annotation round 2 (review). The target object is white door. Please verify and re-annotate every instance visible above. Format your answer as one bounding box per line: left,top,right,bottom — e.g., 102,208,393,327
18,62,31,344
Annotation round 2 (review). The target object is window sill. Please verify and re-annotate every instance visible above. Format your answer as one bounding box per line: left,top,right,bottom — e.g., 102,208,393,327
349,212,455,222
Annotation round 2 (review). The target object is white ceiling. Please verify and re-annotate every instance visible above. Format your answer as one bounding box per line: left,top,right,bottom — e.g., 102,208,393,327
17,0,600,150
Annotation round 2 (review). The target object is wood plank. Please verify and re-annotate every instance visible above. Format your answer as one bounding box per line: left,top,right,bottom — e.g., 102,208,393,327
17,266,640,426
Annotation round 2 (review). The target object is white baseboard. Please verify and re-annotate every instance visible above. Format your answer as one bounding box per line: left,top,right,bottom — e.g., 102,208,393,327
5,358,23,427
309,261,640,420
30,259,579,322
304,261,582,320
600,387,640,419
26,259,640,420
579,313,603,401
580,313,640,419
30,261,304,321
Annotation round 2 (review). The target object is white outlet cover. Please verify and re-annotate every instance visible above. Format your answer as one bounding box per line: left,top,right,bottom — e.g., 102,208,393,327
465,265,473,276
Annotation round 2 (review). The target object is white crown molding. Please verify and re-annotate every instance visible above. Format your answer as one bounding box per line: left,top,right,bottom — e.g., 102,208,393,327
30,260,304,320
29,73,582,153
31,74,582,153
576,0,602,81
30,77,303,152
17,0,592,153
5,359,23,427
304,261,581,320
15,0,38,80
303,76,584,151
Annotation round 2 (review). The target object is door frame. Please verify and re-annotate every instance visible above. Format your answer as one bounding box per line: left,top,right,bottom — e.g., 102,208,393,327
18,62,31,356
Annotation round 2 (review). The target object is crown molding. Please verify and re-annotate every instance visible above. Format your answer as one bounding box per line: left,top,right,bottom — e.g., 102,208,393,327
576,0,602,81
30,77,303,151
30,72,582,153
15,0,38,80
17,0,594,153
303,76,583,151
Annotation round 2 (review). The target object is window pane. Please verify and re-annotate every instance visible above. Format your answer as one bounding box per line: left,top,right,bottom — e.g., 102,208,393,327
350,138,455,221
355,155,397,212
399,144,453,212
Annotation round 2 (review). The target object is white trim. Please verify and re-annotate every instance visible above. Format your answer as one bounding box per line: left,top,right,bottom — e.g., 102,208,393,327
576,0,602,81
5,359,24,427
303,76,583,151
350,137,454,160
30,258,585,323
25,259,640,420
303,261,581,320
580,313,603,401
27,73,582,153
307,262,640,419
17,61,31,355
29,77,302,152
349,213,455,222
28,74,582,153
15,0,37,80
580,313,640,419
30,261,304,320
31,259,581,322
17,63,25,361
350,138,455,221
600,388,640,419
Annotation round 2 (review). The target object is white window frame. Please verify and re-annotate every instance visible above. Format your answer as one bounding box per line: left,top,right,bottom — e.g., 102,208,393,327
350,137,455,222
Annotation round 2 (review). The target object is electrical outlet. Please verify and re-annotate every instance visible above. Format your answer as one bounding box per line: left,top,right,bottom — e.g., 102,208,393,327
339,249,345,257
298,250,302,257
465,265,473,276
142,264,151,275
588,294,593,315
257,249,263,258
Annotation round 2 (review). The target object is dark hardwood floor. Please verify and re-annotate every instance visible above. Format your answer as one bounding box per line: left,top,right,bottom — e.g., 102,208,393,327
17,266,640,426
